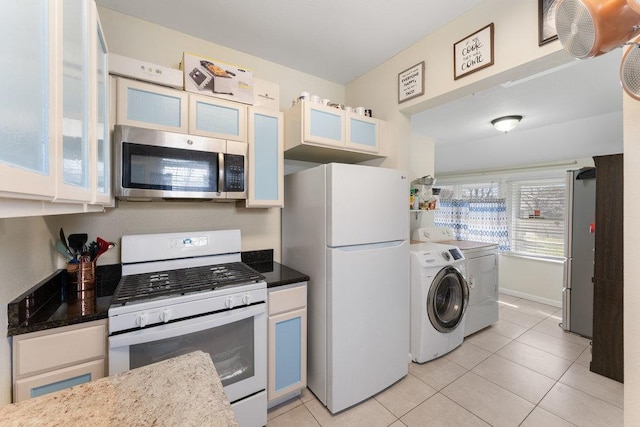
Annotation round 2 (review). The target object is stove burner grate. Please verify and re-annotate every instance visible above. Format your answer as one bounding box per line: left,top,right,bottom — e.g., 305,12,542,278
111,262,263,305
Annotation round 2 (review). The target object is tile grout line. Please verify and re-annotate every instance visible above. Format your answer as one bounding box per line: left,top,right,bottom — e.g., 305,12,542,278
267,296,618,426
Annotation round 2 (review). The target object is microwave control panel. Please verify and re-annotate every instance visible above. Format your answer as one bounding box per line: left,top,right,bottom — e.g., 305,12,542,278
224,154,245,192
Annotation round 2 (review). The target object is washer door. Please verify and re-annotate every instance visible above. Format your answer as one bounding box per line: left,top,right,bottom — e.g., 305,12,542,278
427,266,469,333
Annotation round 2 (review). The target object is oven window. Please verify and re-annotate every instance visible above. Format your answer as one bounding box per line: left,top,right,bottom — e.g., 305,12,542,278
123,142,218,192
129,317,254,387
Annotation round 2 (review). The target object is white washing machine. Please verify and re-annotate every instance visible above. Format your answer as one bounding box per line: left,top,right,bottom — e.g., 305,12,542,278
410,242,469,364
412,227,499,337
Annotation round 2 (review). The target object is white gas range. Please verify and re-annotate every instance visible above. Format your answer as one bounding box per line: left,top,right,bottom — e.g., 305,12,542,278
108,229,267,427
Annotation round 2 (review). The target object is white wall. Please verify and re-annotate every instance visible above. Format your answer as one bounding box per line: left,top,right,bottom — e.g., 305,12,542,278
499,255,564,307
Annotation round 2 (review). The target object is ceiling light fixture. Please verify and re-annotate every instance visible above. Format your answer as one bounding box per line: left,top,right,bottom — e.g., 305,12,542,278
491,115,523,133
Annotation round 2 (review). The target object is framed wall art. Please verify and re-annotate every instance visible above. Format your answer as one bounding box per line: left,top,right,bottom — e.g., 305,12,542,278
539,0,559,46
398,61,425,103
453,23,494,80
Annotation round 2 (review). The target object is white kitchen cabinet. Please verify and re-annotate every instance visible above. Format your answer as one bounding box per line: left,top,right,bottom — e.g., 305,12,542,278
116,80,249,143
0,2,56,200
302,102,345,148
12,319,107,402
93,15,111,204
189,94,247,142
0,0,111,215
267,283,307,407
284,100,385,163
116,77,189,133
346,112,379,153
246,107,283,208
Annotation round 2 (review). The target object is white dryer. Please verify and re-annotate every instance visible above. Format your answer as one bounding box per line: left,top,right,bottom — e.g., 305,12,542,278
412,227,499,337
410,242,469,364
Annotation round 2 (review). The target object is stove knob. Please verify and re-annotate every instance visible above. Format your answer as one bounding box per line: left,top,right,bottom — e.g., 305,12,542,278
160,309,172,323
242,293,252,305
225,297,234,309
136,312,149,328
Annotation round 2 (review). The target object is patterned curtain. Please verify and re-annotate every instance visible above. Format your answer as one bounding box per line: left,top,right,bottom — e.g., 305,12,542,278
435,198,510,251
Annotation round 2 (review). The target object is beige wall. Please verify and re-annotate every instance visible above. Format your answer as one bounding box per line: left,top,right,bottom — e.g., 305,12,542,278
97,7,345,113
499,255,564,307
0,217,58,404
345,0,570,213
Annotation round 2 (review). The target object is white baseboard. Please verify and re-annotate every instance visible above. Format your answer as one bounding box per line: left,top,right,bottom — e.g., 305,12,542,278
499,288,562,308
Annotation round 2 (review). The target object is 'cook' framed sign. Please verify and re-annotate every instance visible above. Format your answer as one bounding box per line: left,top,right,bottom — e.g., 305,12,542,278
453,23,494,80
398,61,424,103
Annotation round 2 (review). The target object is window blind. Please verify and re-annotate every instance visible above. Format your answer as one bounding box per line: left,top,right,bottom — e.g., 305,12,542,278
508,178,566,257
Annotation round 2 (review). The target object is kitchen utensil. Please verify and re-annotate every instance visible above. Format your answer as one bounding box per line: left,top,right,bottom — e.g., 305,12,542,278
96,237,109,257
620,35,640,101
55,239,74,261
68,234,88,255
95,237,116,261
88,241,99,261
59,228,71,255
555,0,640,59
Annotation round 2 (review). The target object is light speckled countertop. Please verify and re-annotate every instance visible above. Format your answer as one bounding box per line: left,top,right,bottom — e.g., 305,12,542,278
0,351,238,426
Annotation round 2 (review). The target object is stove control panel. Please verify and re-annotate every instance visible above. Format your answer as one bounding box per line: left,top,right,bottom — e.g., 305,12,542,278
108,283,267,334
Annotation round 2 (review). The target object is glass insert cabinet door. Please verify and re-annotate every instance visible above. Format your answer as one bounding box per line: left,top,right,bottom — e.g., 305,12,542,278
345,114,379,153
189,94,248,142
116,77,189,134
94,6,110,202
61,0,89,192
303,102,345,148
0,1,55,198
268,308,307,400
247,107,283,208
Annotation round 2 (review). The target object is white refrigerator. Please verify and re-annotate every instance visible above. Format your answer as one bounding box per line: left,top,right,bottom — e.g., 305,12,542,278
282,163,409,414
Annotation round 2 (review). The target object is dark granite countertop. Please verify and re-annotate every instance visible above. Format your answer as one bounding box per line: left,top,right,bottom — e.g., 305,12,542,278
242,250,309,288
7,250,307,337
7,264,121,336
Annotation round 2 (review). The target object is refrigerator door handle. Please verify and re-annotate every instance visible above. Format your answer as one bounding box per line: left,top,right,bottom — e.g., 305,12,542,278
563,258,571,290
561,286,571,331
331,240,406,252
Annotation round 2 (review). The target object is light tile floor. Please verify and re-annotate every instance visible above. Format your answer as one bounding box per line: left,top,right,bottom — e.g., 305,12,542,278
266,294,624,427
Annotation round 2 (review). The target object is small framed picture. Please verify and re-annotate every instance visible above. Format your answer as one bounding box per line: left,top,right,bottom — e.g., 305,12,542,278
453,23,494,80
539,0,559,46
398,62,425,103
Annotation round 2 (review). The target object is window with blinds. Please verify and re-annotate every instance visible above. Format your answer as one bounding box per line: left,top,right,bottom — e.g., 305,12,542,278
435,172,568,258
508,178,566,257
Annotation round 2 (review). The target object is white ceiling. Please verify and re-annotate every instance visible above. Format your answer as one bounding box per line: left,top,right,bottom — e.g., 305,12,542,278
95,0,483,85
96,0,625,174
413,50,624,174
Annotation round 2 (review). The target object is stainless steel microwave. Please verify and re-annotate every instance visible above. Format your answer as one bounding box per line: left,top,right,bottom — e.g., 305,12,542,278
114,125,247,201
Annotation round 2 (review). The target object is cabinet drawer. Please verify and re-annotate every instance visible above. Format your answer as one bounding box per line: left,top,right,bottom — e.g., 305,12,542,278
14,321,107,377
269,285,307,316
14,359,105,402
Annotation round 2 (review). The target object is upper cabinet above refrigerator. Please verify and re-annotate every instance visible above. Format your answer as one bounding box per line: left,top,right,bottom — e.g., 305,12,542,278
283,101,386,164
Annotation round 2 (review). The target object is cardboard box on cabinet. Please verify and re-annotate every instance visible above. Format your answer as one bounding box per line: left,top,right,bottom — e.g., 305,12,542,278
181,52,254,105
253,77,280,110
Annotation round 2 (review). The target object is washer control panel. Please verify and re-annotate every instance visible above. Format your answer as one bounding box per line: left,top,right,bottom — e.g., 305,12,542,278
410,243,465,267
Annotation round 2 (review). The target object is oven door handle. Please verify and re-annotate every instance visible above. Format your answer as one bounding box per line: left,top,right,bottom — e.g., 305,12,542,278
109,303,265,348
